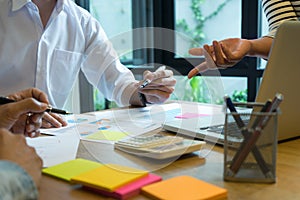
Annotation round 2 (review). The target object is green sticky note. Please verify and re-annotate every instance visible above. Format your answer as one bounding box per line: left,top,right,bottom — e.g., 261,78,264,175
85,130,128,141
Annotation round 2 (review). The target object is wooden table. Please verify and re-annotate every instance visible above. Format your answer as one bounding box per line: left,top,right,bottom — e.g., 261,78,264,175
38,130,300,200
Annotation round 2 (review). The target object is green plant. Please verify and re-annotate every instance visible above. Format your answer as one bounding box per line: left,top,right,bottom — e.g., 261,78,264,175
231,89,247,103
176,0,232,104
188,76,209,103
176,0,232,48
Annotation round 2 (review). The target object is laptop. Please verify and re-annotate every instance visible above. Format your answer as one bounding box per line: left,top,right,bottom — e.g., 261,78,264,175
163,20,300,146
256,20,300,141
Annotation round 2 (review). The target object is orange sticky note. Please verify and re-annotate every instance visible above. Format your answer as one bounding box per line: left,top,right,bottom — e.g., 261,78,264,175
141,175,227,200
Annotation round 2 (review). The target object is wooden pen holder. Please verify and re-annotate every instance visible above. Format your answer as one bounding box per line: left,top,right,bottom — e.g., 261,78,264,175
223,102,278,183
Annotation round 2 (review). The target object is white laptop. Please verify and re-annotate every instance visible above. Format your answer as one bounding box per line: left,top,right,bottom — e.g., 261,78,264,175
163,20,300,146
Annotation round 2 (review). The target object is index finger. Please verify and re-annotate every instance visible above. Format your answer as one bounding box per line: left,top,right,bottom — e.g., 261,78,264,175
30,88,49,104
11,98,48,116
189,47,205,56
8,88,49,105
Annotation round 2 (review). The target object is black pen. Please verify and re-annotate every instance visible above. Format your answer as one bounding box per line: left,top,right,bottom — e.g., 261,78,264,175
0,96,72,115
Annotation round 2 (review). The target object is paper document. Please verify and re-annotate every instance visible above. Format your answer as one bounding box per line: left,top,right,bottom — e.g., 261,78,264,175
41,103,182,143
26,131,80,167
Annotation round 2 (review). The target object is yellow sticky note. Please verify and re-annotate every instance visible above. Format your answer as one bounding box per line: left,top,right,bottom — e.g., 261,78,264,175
42,158,101,181
71,164,149,192
85,130,128,141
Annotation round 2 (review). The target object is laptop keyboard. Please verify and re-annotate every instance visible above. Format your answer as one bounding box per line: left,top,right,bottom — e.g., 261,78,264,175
206,119,250,139
206,123,241,138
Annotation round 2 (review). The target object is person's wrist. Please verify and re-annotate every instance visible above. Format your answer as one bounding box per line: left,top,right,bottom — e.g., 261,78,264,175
247,39,256,56
129,89,148,107
138,92,151,107
128,82,152,107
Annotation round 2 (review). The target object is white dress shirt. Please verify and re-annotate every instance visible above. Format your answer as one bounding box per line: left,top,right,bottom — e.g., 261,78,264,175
0,0,138,108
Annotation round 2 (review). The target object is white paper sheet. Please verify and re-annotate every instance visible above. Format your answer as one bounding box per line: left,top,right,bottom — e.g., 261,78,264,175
26,131,80,167
40,103,182,143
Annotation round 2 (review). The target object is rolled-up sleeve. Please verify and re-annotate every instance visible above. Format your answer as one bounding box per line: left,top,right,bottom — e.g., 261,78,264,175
81,15,137,107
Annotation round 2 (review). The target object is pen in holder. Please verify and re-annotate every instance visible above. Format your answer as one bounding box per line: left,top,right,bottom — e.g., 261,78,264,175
223,99,280,183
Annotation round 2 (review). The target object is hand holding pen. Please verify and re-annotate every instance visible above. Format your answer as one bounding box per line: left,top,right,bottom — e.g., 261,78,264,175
140,65,167,89
138,65,176,104
0,97,71,115
3,88,67,132
0,95,49,137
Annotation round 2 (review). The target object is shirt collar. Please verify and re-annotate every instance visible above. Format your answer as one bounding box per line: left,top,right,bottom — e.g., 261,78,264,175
11,0,31,12
56,0,64,13
11,0,65,12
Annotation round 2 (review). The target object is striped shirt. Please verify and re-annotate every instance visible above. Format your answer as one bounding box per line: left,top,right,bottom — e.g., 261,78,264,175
262,0,300,37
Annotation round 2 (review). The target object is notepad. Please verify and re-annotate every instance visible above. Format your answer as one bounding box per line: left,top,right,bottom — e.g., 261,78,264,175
84,173,162,200
141,175,227,200
70,163,149,192
42,158,102,181
42,158,158,199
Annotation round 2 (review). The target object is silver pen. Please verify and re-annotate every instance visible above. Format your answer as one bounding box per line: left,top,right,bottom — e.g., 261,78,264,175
140,79,151,88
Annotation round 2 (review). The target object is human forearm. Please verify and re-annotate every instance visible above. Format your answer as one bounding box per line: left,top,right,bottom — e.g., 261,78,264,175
247,37,274,59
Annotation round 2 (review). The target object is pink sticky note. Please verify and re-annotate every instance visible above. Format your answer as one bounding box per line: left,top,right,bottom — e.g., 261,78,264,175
175,113,210,119
84,173,162,200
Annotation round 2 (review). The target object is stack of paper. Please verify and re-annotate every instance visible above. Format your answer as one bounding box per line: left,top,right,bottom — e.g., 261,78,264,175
42,159,161,199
